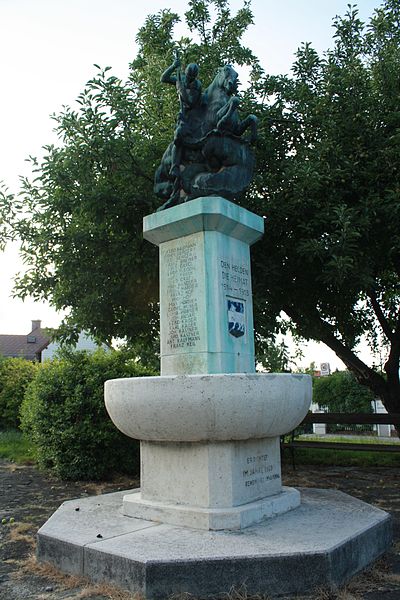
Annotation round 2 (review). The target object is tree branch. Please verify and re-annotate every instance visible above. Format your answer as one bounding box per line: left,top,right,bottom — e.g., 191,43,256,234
283,304,389,399
368,290,394,342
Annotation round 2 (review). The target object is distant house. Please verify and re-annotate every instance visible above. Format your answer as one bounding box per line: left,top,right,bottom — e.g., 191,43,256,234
0,321,107,362
0,320,51,362
42,331,107,360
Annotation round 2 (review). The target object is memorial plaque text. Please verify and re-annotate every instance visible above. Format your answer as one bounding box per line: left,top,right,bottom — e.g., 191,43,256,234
162,236,203,353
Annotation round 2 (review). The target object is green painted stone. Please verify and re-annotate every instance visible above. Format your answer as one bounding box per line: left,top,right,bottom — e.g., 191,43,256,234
143,196,264,375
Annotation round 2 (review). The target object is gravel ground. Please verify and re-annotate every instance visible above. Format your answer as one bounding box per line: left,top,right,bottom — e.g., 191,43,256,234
1,459,400,600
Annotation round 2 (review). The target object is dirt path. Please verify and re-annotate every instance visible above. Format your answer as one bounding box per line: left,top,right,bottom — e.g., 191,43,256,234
1,459,399,599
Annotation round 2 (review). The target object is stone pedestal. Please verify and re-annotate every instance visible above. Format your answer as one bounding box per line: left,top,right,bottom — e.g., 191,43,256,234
105,197,311,530
37,196,392,596
143,196,263,375
105,372,311,529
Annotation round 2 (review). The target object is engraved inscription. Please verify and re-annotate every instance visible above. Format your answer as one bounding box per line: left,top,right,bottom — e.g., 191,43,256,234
219,258,250,298
163,239,202,351
242,453,280,487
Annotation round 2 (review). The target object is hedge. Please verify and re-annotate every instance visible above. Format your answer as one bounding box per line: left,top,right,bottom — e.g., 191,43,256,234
20,349,154,480
0,357,39,428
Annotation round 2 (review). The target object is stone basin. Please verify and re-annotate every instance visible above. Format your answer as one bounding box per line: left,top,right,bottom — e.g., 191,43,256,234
105,373,311,442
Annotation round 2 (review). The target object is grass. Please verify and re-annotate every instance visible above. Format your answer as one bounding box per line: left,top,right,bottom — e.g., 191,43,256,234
18,553,141,599
2,426,399,469
283,448,400,467
298,434,400,445
0,429,36,464
282,433,400,467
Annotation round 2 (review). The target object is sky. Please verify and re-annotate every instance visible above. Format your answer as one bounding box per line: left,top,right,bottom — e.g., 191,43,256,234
0,0,381,369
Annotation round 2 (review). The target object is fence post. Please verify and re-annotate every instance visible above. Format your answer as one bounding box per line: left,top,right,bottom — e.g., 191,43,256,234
311,403,327,435
373,399,392,438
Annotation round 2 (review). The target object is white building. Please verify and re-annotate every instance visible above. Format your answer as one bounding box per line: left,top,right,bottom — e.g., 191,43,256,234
42,331,108,360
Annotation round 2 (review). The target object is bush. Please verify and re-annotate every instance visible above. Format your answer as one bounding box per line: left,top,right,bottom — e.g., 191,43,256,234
313,370,374,433
0,357,39,428
313,370,375,414
20,349,155,480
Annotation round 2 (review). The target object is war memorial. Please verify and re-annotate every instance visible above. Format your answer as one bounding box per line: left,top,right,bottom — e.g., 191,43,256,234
37,57,392,598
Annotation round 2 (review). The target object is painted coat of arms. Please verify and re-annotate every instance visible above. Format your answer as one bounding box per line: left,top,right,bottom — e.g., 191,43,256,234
227,299,245,338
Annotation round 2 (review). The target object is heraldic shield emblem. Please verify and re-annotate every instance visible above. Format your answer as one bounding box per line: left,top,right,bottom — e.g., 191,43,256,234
227,299,245,338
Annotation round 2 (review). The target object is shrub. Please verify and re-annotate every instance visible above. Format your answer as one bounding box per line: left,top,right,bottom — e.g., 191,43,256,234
20,348,155,480
313,370,374,433
313,370,375,414
0,357,39,428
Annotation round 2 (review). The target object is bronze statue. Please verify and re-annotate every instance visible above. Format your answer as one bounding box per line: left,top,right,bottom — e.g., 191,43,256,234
155,54,257,211
160,54,203,197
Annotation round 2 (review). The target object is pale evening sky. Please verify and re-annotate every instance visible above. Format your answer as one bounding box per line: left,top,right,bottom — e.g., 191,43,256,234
0,0,381,369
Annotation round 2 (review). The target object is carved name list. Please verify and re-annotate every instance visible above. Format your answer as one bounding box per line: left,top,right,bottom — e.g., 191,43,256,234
162,236,203,353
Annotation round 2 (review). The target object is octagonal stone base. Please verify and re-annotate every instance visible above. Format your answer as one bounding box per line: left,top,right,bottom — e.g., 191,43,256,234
37,488,392,599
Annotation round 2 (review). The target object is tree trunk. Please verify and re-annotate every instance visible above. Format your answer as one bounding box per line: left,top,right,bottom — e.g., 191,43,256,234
284,305,400,436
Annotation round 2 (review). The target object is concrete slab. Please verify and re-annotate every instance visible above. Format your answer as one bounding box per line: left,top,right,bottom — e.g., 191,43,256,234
37,490,158,575
37,488,392,599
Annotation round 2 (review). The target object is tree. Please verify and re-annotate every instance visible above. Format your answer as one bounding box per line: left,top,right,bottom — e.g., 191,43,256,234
248,1,400,415
0,0,258,354
0,1,399,415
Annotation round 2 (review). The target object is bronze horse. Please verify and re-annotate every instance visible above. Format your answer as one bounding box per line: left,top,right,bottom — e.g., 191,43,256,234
154,64,257,210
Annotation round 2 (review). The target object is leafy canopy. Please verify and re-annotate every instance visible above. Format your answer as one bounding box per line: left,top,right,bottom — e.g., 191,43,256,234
0,0,257,351
249,1,400,411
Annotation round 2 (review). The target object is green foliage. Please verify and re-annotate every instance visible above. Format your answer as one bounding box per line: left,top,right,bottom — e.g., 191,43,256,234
252,4,399,346
0,358,39,429
313,370,374,414
256,339,292,372
124,335,160,373
0,0,258,355
298,362,317,376
20,349,154,480
0,0,398,411
10,63,160,350
248,2,400,411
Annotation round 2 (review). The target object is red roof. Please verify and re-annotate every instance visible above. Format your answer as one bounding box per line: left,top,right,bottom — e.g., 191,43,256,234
0,326,51,361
